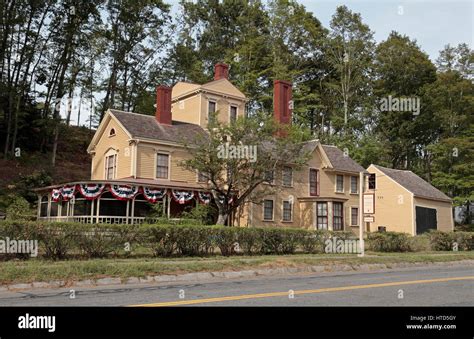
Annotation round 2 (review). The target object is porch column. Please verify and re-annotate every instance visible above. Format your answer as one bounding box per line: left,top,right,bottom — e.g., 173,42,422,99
37,195,42,219
167,194,171,218
126,200,130,224
47,193,51,221
94,199,98,224
131,197,135,225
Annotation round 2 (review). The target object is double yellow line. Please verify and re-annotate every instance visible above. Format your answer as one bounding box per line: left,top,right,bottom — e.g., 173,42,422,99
131,275,474,307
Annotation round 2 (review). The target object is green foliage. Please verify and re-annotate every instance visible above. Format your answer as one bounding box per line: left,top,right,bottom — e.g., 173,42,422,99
5,195,34,221
180,204,216,225
367,232,411,252
429,230,474,251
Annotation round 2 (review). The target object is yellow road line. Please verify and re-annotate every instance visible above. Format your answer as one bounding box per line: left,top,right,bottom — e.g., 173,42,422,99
130,275,474,307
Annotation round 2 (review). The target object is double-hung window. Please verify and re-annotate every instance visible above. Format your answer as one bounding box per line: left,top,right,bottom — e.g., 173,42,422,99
156,153,169,179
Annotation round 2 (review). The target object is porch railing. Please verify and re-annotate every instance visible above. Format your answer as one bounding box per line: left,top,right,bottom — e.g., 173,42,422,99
37,216,163,225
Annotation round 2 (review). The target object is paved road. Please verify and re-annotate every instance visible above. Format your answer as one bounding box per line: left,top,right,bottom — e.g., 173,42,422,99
0,264,472,306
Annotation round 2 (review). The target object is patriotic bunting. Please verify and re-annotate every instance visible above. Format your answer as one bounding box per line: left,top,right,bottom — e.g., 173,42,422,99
78,183,105,200
109,184,139,200
142,187,167,203
51,188,62,202
197,192,212,204
218,195,234,205
171,190,195,204
60,185,76,201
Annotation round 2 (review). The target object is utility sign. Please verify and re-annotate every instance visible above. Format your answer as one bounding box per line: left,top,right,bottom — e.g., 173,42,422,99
363,193,375,214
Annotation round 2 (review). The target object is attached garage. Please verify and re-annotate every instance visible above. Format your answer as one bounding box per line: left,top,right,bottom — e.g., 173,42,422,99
366,165,454,236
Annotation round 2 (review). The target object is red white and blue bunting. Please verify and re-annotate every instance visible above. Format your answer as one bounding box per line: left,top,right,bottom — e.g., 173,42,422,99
197,192,212,204
142,187,167,203
218,195,234,205
171,190,195,204
60,185,76,201
51,188,62,202
78,184,105,200
109,184,139,200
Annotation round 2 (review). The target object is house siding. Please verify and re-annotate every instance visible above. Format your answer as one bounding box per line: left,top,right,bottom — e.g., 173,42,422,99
91,117,131,180
413,197,454,233
366,165,414,234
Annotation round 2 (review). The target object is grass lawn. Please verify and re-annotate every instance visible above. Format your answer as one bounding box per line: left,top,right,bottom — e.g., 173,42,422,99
0,251,473,285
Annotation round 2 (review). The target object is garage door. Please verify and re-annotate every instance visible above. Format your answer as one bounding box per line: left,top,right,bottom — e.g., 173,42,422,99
415,206,437,234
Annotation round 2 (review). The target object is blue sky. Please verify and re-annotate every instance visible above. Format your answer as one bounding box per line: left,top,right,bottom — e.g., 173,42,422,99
299,0,473,61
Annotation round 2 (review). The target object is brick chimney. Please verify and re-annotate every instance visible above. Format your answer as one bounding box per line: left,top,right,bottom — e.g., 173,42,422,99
214,63,229,80
156,85,172,125
273,80,293,126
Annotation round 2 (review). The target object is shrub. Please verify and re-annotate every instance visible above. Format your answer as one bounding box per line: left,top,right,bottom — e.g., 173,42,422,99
408,234,431,252
0,220,40,260
5,195,34,221
450,231,474,251
76,224,134,258
367,232,411,252
235,227,264,255
213,226,237,256
428,230,453,251
300,230,328,254
142,225,178,257
37,222,81,260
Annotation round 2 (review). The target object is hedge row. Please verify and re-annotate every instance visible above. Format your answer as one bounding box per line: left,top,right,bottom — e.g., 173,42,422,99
0,221,471,260
366,231,474,252
0,221,356,259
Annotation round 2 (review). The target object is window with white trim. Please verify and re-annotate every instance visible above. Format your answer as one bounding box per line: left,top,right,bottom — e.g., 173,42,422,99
156,153,169,179
317,202,328,229
351,176,358,194
351,207,359,226
333,202,343,230
263,200,274,221
336,174,344,192
282,200,292,221
105,154,117,180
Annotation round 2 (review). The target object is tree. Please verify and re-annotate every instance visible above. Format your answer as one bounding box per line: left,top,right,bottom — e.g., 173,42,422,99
181,112,310,225
323,5,375,134
374,31,437,170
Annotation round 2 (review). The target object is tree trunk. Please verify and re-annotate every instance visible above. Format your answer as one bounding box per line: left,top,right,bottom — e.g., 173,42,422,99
216,212,228,226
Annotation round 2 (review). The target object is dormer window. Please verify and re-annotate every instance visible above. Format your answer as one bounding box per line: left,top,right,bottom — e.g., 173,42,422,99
109,128,116,137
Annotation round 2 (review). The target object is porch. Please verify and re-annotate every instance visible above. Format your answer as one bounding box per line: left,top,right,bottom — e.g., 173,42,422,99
35,181,217,225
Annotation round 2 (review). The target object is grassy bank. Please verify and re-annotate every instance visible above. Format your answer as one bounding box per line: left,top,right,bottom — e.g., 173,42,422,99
1,251,473,285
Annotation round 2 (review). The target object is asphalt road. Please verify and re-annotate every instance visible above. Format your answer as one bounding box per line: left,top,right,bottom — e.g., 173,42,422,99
0,264,472,306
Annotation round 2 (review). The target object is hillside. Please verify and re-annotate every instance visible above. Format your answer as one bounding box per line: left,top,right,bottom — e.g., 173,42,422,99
0,125,93,209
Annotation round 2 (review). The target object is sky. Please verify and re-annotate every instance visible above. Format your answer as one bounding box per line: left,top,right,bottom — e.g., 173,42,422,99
299,0,473,61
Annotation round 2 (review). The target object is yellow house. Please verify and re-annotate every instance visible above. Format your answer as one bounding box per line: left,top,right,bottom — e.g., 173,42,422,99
33,62,367,231
365,164,454,235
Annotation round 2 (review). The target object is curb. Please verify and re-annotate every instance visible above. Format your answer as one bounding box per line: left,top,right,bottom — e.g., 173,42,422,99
3,259,474,292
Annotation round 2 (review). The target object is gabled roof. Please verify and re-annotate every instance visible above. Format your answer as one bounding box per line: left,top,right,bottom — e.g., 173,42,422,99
321,145,366,173
370,164,451,202
298,140,365,173
109,109,206,144
172,78,246,101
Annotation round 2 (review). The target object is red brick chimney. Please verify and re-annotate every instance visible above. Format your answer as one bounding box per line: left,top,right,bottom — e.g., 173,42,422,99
214,63,229,80
273,80,293,126
156,85,172,125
